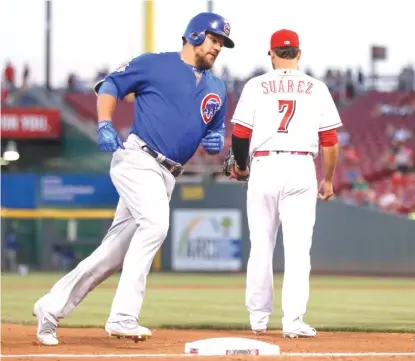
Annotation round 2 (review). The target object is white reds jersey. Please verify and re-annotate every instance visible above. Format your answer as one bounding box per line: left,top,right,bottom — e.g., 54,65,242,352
231,69,343,156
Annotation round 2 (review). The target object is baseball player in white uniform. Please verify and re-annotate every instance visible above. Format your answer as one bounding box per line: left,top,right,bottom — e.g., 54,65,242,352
228,29,342,338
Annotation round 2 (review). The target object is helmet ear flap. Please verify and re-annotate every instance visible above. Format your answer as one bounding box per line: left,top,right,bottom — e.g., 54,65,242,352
184,30,206,46
190,32,199,40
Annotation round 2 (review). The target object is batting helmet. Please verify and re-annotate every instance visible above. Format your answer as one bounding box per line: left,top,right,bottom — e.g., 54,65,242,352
182,12,234,49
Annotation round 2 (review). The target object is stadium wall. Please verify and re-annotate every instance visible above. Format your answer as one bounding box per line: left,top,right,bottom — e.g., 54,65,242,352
1,178,414,276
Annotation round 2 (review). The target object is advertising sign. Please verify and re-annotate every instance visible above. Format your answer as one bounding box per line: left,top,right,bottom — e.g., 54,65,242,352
172,209,242,271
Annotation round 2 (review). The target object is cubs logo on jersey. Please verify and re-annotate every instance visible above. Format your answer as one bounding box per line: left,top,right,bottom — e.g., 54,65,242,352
200,93,222,124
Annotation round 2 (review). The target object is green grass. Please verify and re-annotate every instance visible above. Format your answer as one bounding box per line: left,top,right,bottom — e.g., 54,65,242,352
2,272,415,332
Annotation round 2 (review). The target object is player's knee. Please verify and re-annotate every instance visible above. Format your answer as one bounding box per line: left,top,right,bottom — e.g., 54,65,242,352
145,215,169,243
151,220,169,242
78,246,124,280
284,250,311,270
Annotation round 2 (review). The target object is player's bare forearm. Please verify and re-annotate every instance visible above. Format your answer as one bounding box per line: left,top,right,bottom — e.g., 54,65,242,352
321,143,339,182
97,94,117,122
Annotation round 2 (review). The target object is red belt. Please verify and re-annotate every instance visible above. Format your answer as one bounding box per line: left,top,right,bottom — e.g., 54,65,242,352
253,150,310,157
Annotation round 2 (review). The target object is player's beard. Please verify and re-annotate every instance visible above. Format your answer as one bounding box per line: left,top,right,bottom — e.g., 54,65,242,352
195,52,215,70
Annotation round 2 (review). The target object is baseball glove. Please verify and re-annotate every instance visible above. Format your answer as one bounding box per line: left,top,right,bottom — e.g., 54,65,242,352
223,148,250,182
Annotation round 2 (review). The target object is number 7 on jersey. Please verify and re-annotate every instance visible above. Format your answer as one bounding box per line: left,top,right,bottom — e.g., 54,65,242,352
278,100,296,133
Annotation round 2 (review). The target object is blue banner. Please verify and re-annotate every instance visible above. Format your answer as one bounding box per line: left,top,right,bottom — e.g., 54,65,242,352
1,174,119,208
38,174,119,207
1,174,37,209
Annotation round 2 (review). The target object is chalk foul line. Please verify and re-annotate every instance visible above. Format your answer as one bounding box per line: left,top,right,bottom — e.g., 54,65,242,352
1,352,415,358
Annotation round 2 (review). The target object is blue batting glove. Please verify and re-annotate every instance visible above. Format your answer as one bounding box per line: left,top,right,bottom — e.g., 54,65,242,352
201,131,224,154
97,121,125,152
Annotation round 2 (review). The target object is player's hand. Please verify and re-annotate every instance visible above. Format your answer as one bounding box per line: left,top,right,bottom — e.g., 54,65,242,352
318,179,334,201
97,121,125,152
230,163,249,180
201,131,224,154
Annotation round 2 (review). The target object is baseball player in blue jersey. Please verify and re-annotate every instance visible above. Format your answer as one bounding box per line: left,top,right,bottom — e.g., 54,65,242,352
33,12,234,346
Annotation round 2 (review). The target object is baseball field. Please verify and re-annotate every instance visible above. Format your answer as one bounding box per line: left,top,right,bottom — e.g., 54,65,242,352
1,272,415,360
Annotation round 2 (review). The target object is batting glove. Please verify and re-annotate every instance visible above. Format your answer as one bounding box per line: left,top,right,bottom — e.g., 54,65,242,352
201,131,224,154
97,121,125,152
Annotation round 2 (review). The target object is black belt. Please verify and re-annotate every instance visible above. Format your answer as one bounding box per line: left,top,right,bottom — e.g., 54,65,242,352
141,145,184,178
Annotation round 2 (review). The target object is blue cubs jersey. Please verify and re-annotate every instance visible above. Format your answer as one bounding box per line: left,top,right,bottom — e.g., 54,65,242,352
105,52,227,165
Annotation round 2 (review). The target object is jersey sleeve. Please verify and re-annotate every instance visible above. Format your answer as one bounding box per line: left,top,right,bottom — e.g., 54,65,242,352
318,83,343,131
231,79,255,129
207,91,227,136
104,53,154,99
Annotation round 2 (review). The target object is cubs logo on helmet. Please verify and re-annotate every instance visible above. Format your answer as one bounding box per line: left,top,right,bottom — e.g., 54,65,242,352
201,93,222,124
224,23,230,36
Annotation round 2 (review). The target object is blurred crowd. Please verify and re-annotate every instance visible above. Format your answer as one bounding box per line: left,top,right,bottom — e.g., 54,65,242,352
2,60,415,216
338,122,414,215
3,59,414,105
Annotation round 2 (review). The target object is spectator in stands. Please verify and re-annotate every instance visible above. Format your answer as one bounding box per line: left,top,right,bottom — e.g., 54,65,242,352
378,103,401,115
250,67,266,78
337,128,351,160
363,189,379,210
395,185,412,213
67,73,83,92
349,174,379,210
304,67,313,77
344,165,361,184
341,143,361,187
335,70,346,103
345,69,356,100
233,78,245,99
342,144,360,165
391,170,408,189
386,124,396,141
406,172,415,212
380,138,400,170
357,68,365,93
338,189,357,205
386,124,412,144
406,65,414,91
394,145,414,173
378,99,414,116
4,228,18,272
51,245,62,270
67,73,76,91
398,65,415,91
393,125,412,144
338,129,351,147
221,66,231,89
324,69,334,90
95,68,109,82
351,174,369,191
3,60,15,89
22,64,30,89
377,184,401,213
61,246,76,271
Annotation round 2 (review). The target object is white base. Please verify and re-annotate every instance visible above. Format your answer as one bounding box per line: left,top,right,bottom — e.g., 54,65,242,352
184,337,280,356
